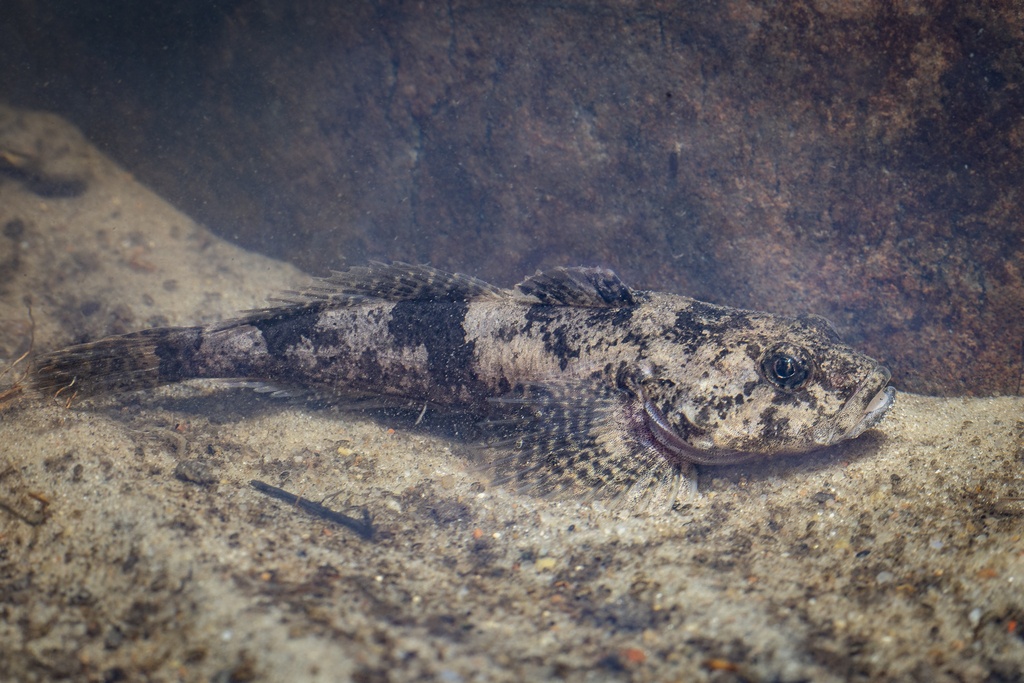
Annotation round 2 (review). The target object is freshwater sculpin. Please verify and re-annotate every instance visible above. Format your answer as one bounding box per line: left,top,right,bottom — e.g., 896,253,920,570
32,263,895,511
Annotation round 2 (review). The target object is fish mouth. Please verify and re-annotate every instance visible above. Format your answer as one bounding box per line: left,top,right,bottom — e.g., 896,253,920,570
812,364,896,445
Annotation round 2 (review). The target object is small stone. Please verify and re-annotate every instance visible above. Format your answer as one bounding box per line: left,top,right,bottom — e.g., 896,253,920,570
174,460,217,485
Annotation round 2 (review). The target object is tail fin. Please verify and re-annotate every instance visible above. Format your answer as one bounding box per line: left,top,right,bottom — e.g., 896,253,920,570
33,327,203,398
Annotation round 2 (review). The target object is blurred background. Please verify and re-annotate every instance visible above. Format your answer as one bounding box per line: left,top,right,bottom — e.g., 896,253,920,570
1,0,1022,397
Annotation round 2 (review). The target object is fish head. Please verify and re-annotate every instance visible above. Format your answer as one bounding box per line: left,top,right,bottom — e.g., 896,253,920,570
638,308,895,465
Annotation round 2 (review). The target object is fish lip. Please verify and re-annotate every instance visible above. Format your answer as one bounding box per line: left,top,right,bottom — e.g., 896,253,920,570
847,384,896,439
814,365,895,445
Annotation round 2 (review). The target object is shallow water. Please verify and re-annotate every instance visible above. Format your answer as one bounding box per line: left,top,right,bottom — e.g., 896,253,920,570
2,108,1024,682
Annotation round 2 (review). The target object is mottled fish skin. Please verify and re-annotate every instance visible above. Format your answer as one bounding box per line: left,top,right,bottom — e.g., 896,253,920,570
32,263,895,512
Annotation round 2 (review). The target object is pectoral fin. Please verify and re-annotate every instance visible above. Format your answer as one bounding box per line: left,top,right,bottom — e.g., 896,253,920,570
481,379,693,514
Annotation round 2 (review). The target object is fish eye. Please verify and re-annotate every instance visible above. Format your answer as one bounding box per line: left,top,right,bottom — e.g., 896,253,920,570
760,345,813,391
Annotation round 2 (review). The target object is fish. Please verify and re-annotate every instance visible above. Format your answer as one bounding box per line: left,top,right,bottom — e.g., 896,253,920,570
31,262,895,512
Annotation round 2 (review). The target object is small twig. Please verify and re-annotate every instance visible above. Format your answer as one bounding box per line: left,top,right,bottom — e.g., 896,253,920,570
27,491,50,505
0,299,34,381
0,382,25,411
53,377,76,402
249,480,375,541
294,482,310,508
0,300,35,412
0,349,30,385
415,401,429,426
0,497,49,526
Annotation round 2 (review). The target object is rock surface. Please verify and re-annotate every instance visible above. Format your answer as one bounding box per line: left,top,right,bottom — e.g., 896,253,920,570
2,0,1023,396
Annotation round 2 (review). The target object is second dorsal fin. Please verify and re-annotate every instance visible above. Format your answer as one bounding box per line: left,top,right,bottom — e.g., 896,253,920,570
284,262,509,305
514,267,636,307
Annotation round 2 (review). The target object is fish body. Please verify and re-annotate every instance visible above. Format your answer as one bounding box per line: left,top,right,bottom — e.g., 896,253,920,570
33,263,895,511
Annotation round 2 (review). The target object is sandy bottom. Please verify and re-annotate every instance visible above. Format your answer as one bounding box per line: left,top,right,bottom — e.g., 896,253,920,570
2,105,1024,683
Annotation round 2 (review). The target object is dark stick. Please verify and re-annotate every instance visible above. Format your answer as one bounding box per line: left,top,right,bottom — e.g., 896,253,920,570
249,480,375,541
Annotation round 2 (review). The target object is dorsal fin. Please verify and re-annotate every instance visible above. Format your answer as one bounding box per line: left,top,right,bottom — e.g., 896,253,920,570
514,267,636,307
278,262,508,305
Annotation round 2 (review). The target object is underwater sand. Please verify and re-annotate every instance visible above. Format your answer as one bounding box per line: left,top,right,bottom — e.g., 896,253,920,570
2,106,1024,682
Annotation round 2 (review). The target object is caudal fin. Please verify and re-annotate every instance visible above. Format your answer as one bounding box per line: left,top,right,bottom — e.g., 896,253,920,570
33,327,203,398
